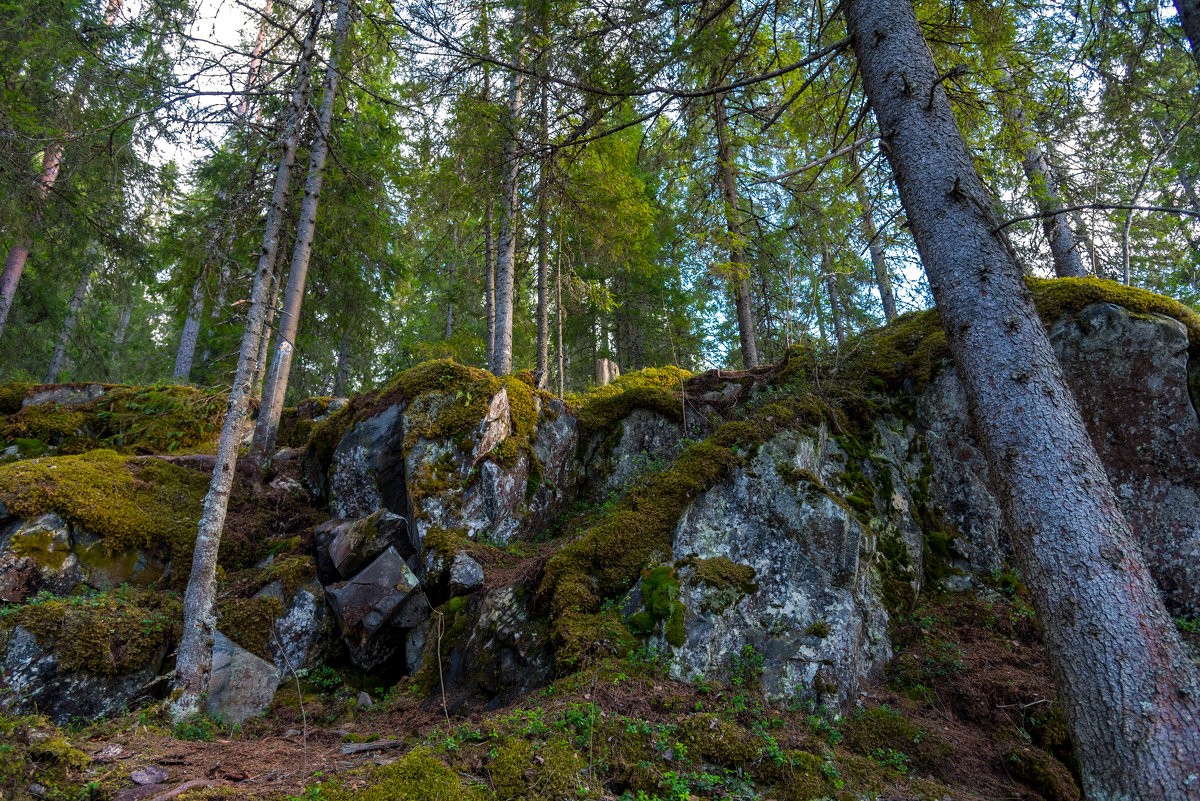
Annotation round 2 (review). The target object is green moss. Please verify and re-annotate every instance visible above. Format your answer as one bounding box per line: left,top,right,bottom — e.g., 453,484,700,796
0,450,208,557
678,714,759,764
842,705,950,774
804,620,831,638
0,382,31,415
1029,276,1200,344
689,556,757,594
217,595,285,659
489,736,585,800
553,608,635,671
567,366,689,440
1,586,181,674
765,750,833,801
0,712,92,798
320,746,490,801
1003,744,1082,801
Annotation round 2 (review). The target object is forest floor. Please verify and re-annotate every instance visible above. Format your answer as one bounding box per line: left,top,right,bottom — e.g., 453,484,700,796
61,583,1080,801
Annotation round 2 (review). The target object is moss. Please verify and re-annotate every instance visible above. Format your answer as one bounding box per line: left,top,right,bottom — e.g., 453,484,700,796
566,366,689,440
0,382,32,415
804,620,831,638
688,556,758,600
554,608,635,671
217,595,285,659
0,712,93,798
879,534,917,617
678,714,759,764
1028,276,1200,344
842,705,950,774
765,750,833,801
1003,743,1082,801
2,586,181,675
0,450,208,559
320,746,490,801
306,400,360,471
489,736,585,800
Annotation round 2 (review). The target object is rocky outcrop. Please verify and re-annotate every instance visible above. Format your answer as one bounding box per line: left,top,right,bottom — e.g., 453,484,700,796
205,632,281,726
921,302,1200,613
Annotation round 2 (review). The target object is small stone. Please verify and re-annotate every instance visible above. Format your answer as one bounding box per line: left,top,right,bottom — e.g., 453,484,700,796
130,766,168,785
284,728,301,739
27,784,47,798
448,552,484,595
357,691,374,710
93,743,124,762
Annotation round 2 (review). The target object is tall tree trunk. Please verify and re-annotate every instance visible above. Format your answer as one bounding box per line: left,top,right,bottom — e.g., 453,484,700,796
253,243,287,397
485,202,496,370
999,78,1087,278
332,330,351,396
491,21,527,376
172,0,275,380
845,1,1200,796
556,227,564,397
822,249,844,346
170,0,324,724
850,150,897,320
44,262,91,384
0,0,123,343
109,297,133,381
713,89,758,368
535,79,550,387
251,0,353,466
445,225,457,339
173,275,206,382
1176,0,1200,70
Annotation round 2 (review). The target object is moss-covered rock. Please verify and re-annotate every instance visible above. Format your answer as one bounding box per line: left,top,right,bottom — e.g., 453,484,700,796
319,746,490,800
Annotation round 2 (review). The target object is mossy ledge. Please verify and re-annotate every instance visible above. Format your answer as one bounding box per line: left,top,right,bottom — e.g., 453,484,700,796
0,449,208,556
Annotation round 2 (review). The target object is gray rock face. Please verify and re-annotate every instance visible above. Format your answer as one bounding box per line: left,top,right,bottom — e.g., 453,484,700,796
448,552,484,595
265,578,330,676
0,514,165,604
206,632,281,725
328,404,407,520
23,384,106,408
920,302,1200,613
660,430,890,710
443,587,551,703
0,626,163,725
585,409,684,501
324,509,413,581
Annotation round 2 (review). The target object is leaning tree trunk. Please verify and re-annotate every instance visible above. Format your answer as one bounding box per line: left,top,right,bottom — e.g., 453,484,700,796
109,298,133,381
172,0,276,381
250,0,353,467
252,242,287,396
491,26,527,376
44,262,91,384
999,75,1087,278
0,0,123,343
332,330,351,397
170,0,325,724
845,1,1200,797
1176,0,1200,70
850,149,897,321
713,89,758,369
535,79,550,386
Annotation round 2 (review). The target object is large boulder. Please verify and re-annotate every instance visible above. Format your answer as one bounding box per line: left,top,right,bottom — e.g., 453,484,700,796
325,546,427,671
921,301,1200,613
326,404,406,520
643,429,891,709
205,632,281,726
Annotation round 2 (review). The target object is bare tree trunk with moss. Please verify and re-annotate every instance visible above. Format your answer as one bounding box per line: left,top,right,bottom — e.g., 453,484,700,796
850,149,896,320
846,0,1200,795
535,79,550,387
556,227,564,397
253,243,287,397
491,16,527,376
714,89,758,368
250,0,354,467
44,262,92,384
170,0,325,725
173,275,206,382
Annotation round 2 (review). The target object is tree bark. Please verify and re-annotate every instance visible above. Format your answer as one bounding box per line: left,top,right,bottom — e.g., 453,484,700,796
0,0,123,343
251,0,353,466
173,275,206,382
998,78,1087,278
535,79,550,387
491,21,527,376
713,89,758,368
556,226,564,397
332,329,351,396
1176,0,1200,70
44,262,91,384
845,1,1200,796
850,149,897,320
445,224,457,339
109,297,133,381
253,244,287,397
170,0,324,724
822,249,844,346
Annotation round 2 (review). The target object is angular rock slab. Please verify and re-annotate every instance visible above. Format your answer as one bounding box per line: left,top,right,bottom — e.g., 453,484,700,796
327,403,407,520
326,546,421,644
324,509,413,581
665,430,890,710
206,631,281,726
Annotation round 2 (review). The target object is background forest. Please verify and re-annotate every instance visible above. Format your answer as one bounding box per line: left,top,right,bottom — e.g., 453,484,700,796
1,0,1197,398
